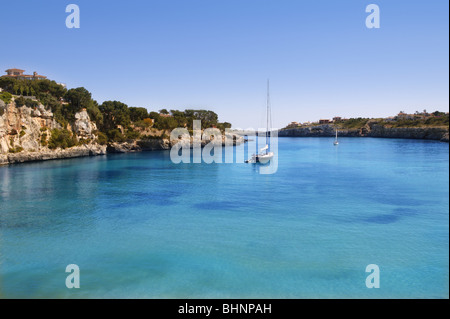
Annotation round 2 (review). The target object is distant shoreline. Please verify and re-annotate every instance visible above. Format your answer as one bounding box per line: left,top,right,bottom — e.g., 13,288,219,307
278,123,449,143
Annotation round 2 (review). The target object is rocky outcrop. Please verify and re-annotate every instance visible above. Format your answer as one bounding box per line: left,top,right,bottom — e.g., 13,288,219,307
1,144,106,165
31,104,54,119
0,98,105,166
106,141,141,153
279,125,360,138
169,132,245,147
107,131,245,154
106,139,170,153
367,123,448,140
138,139,171,151
106,138,171,153
0,97,246,166
74,109,97,139
279,122,449,142
0,101,62,154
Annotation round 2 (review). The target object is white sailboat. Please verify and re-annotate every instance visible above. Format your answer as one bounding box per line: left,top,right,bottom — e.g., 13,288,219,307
247,80,274,164
333,127,339,145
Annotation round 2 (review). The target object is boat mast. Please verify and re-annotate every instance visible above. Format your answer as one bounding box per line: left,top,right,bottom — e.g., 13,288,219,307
266,79,270,151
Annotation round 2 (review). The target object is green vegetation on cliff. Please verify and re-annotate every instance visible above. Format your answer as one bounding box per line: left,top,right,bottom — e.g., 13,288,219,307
286,113,449,131
379,113,449,128
14,96,39,108
336,115,449,130
0,77,232,146
0,91,12,105
48,129,78,149
338,118,370,129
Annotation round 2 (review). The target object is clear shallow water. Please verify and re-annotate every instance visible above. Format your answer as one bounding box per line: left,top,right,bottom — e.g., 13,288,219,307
0,137,448,298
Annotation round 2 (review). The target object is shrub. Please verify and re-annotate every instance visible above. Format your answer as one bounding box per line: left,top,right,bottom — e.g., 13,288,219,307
9,146,24,153
48,128,77,149
95,131,108,145
129,107,149,122
15,96,26,107
134,118,154,129
27,100,39,108
16,96,40,109
143,118,154,125
78,138,92,145
125,129,141,140
424,115,449,127
106,129,125,142
41,133,48,146
341,118,370,129
0,92,12,104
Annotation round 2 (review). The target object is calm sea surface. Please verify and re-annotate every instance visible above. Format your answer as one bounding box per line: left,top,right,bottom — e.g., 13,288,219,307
0,137,448,298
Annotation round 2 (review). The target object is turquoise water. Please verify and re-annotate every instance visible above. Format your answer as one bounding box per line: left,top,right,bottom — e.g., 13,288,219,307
0,137,448,298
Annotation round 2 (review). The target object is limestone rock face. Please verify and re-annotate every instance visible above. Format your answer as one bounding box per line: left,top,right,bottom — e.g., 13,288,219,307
0,97,180,166
4,144,107,165
0,102,8,153
31,104,53,119
0,98,105,165
107,141,142,153
0,100,63,155
367,123,448,140
107,139,171,153
74,109,97,139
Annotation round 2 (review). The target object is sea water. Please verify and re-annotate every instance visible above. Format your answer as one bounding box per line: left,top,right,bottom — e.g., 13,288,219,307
0,137,448,298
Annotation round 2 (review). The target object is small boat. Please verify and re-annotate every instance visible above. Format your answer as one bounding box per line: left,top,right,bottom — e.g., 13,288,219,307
247,80,274,164
333,127,339,145
251,145,274,164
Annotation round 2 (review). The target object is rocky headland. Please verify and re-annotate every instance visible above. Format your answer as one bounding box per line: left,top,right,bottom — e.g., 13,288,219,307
0,98,107,165
279,121,449,142
0,98,244,165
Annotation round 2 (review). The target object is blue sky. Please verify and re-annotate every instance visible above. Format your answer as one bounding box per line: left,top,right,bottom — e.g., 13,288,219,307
0,0,448,129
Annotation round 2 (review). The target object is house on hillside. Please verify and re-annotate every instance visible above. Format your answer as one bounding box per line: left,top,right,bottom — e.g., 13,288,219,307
2,68,47,80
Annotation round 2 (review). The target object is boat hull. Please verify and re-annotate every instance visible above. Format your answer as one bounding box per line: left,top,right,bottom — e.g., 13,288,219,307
254,152,274,164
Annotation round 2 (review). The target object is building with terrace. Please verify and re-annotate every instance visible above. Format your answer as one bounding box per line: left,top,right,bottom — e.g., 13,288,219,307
2,68,47,80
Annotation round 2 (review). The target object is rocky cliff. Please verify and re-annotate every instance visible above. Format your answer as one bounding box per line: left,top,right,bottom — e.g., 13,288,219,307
105,132,244,153
279,125,360,138
0,98,106,165
106,139,171,153
279,121,449,142
0,97,245,166
2,144,107,165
